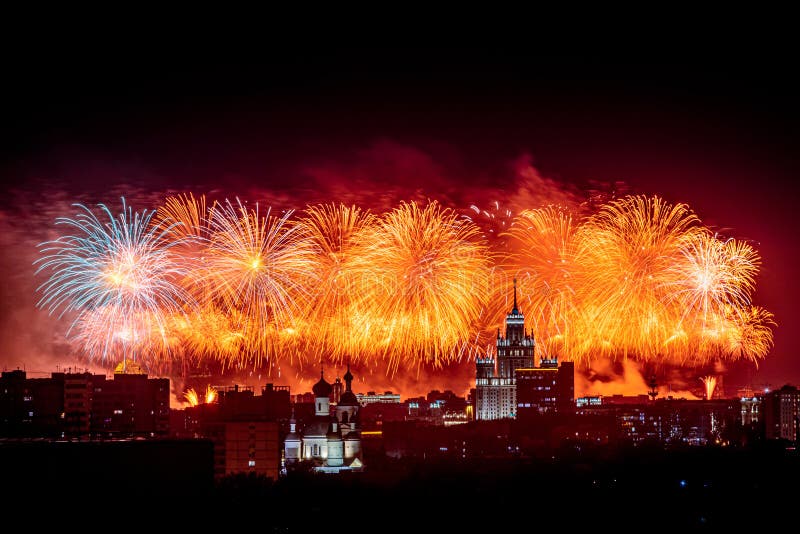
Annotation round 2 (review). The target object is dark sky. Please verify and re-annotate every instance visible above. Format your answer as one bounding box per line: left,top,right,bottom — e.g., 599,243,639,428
1,45,798,388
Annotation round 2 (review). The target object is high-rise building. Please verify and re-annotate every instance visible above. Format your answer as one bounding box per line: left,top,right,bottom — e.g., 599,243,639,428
175,382,290,479
0,368,169,438
558,361,576,413
63,372,92,436
91,371,170,437
201,421,280,479
0,370,64,437
476,280,535,420
516,358,575,415
763,385,799,442
516,365,558,414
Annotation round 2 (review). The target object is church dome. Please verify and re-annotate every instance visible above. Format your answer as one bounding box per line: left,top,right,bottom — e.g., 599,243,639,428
312,375,332,397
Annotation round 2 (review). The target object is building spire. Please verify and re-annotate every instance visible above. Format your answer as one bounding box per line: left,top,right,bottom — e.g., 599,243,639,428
344,360,354,392
512,277,519,314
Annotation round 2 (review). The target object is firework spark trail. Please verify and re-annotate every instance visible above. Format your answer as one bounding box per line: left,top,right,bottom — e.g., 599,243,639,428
670,232,759,323
184,387,200,406
201,198,316,367
501,206,581,360
723,305,775,363
204,384,218,404
297,203,377,361
350,201,491,371
156,193,211,242
701,375,717,400
575,195,704,362
34,198,197,364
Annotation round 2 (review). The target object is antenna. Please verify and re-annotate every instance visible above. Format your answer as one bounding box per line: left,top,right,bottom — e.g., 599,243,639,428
513,277,518,311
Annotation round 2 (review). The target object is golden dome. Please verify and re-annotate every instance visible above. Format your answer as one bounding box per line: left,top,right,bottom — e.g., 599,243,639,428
113,359,146,375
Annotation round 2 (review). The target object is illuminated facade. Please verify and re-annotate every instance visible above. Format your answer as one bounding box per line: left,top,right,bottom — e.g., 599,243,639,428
740,396,761,426
476,281,535,420
356,391,401,405
285,365,364,473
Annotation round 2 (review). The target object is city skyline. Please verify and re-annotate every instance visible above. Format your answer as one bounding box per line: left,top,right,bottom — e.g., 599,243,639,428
2,38,799,530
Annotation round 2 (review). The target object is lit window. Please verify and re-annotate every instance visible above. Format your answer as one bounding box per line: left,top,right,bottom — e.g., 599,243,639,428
114,409,123,415
248,460,256,467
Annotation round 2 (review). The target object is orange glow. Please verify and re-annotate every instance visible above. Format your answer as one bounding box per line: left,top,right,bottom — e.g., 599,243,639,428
46,194,773,382
497,196,773,367
184,388,199,407
205,385,218,404
701,375,717,400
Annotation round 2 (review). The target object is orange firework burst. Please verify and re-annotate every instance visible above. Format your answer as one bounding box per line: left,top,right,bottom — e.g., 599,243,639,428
201,198,316,366
576,195,703,361
502,206,582,360
297,203,377,361
722,306,775,363
183,385,218,406
351,201,491,371
670,232,759,321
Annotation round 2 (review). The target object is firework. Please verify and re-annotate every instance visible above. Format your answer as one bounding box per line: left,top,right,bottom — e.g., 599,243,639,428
34,192,775,376
463,200,515,243
350,201,491,370
184,388,200,406
701,375,717,400
502,206,581,360
201,198,316,366
156,192,211,242
722,306,775,363
35,199,196,365
575,195,703,361
670,231,759,324
297,203,377,361
497,195,774,367
205,385,218,404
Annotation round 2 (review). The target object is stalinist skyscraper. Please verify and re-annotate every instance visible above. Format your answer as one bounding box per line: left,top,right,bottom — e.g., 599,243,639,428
475,280,535,420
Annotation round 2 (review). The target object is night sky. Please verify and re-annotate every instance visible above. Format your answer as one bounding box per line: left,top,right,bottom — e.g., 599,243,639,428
1,45,798,390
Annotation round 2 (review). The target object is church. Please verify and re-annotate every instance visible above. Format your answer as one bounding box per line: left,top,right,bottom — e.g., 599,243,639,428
284,365,363,473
